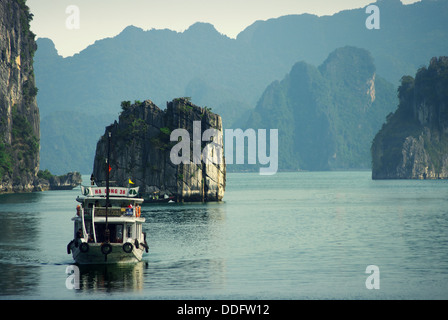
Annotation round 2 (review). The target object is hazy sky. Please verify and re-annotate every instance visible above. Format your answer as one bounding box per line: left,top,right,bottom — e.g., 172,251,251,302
27,0,420,57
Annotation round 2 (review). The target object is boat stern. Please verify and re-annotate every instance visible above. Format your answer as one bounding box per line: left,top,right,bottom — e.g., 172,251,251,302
68,240,145,264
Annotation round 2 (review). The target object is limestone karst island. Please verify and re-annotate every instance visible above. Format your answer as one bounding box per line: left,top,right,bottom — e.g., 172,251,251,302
92,98,226,202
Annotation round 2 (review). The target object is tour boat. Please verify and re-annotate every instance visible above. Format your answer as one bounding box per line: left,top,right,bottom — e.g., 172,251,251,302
67,185,148,264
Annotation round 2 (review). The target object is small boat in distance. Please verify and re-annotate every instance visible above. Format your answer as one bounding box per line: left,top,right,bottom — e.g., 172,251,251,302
67,185,148,264
145,191,176,203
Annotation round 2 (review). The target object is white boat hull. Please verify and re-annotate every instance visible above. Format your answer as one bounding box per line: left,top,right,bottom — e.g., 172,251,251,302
69,242,145,264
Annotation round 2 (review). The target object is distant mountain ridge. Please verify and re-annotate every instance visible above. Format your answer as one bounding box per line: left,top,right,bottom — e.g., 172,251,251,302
33,0,448,174
244,46,397,171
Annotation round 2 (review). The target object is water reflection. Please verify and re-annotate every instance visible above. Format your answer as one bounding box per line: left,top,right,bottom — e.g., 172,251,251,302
74,262,146,293
145,258,227,293
0,209,41,296
0,263,40,296
0,190,76,296
143,201,226,223
142,202,228,293
0,211,40,244
0,192,43,206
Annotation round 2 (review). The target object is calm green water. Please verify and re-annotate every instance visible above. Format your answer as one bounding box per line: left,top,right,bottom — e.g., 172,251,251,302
1,172,448,299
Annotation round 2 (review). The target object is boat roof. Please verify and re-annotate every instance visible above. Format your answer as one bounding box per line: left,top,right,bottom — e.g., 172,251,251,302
77,186,144,203
72,216,145,223
76,195,144,203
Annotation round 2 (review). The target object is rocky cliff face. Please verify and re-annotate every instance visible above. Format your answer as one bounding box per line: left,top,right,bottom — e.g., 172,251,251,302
371,57,448,179
92,98,226,202
0,0,40,192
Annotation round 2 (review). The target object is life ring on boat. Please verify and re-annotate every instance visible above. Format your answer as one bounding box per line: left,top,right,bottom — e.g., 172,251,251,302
122,242,133,253
101,243,112,255
79,242,89,253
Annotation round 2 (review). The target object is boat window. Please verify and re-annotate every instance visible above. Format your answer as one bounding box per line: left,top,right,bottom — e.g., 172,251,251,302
94,223,124,243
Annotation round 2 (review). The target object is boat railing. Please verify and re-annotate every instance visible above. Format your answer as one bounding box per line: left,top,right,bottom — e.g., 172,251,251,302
82,207,139,218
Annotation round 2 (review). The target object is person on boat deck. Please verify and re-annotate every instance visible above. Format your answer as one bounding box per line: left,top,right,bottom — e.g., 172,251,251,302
90,174,95,186
76,228,83,239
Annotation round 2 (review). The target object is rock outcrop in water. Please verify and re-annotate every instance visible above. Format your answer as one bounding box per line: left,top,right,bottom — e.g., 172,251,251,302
0,0,40,193
371,57,448,179
92,98,226,202
36,170,82,191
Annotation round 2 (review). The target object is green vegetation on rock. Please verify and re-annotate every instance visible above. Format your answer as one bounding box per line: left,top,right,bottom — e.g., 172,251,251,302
371,56,448,179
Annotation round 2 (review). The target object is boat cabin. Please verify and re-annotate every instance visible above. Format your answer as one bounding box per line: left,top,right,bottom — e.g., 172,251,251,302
73,186,144,246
